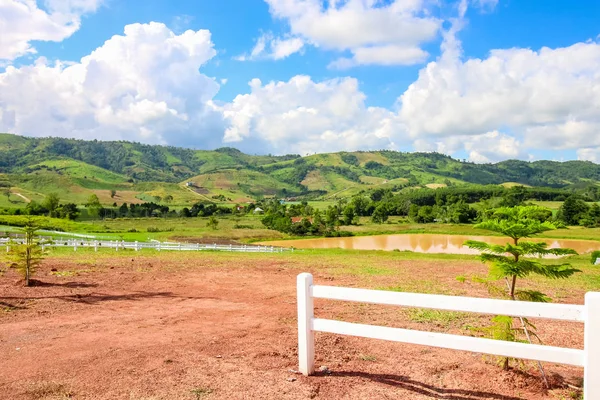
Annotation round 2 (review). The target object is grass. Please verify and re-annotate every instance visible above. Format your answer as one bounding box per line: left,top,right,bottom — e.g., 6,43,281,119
190,387,213,399
23,381,73,399
358,354,377,362
405,309,470,327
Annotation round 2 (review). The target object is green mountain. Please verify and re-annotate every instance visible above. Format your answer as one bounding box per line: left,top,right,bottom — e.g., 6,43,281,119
0,133,598,206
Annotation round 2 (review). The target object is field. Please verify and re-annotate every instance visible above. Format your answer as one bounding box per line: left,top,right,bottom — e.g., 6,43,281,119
1,249,595,399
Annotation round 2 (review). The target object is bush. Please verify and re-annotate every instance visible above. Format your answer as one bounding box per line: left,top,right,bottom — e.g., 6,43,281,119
147,226,174,233
323,230,354,237
233,224,254,229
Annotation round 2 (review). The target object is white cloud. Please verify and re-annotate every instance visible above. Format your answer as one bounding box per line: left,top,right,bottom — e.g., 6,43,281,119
0,0,103,61
235,33,304,61
329,44,429,69
0,22,225,147
271,36,305,59
399,40,600,154
472,0,499,12
464,131,524,163
221,75,405,154
258,0,440,67
578,148,600,163
413,131,526,163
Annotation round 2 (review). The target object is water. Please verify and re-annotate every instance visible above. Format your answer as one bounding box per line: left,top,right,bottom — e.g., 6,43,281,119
261,234,600,255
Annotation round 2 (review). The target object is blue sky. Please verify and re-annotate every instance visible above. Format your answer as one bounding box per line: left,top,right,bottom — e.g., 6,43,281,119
1,0,600,162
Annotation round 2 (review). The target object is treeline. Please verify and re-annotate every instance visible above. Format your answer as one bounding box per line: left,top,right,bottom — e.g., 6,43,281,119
259,199,354,237
557,196,600,227
258,185,600,236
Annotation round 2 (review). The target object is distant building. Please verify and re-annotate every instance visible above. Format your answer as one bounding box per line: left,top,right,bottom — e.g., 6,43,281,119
253,207,264,214
185,182,194,187
291,217,313,224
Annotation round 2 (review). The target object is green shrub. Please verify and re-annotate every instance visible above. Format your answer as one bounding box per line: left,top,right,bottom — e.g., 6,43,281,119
592,250,600,265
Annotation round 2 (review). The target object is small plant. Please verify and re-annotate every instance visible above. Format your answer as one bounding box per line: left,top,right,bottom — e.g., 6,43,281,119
206,216,219,230
406,308,468,327
358,354,377,362
6,221,48,286
592,250,600,265
190,387,213,399
233,224,253,229
465,206,580,371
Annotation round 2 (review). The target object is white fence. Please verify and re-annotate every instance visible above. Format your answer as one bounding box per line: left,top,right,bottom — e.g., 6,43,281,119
1,238,292,253
297,273,599,398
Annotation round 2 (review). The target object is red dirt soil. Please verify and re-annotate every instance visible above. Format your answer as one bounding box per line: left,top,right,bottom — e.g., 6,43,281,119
0,255,584,399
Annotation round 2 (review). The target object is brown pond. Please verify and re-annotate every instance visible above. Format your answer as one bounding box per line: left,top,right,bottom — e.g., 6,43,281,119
261,234,600,255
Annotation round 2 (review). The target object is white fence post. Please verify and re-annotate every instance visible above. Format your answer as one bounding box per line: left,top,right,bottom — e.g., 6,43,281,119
135,241,139,251
585,292,600,399
297,273,315,376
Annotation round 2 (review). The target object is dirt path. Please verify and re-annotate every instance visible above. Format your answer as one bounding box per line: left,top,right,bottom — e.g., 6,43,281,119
11,192,30,203
0,256,584,399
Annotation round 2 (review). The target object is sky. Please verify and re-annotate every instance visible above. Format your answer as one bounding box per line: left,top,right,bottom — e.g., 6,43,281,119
1,0,599,163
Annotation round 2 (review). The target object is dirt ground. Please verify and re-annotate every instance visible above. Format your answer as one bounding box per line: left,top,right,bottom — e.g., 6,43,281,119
0,253,585,400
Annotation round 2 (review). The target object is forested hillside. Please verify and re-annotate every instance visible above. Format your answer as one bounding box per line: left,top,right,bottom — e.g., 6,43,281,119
0,133,599,205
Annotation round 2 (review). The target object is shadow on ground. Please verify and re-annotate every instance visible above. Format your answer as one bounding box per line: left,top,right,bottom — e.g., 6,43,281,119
328,371,528,400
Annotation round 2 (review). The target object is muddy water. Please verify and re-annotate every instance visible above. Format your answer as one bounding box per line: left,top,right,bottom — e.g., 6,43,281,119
261,234,600,255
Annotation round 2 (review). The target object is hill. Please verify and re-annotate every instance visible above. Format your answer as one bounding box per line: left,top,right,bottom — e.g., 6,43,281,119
0,133,599,205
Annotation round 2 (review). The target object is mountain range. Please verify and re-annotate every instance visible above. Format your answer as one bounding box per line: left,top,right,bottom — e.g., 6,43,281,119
0,133,598,206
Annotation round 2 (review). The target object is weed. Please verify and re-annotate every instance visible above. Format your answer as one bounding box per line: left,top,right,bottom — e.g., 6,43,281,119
190,387,213,399
456,275,467,283
51,270,78,277
24,381,73,399
405,308,468,328
358,354,377,362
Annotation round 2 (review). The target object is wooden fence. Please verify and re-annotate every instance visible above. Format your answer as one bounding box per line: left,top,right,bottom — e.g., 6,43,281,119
297,273,599,398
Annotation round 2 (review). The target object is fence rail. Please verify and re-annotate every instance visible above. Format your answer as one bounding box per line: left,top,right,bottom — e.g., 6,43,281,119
1,238,292,253
297,273,600,398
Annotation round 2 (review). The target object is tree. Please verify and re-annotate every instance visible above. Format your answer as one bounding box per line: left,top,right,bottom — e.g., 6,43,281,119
465,206,580,370
110,189,117,198
371,204,389,224
164,194,174,204
86,194,102,218
325,206,341,229
342,204,356,225
207,216,219,230
500,186,527,207
581,203,600,228
56,203,79,220
7,222,47,286
557,196,590,225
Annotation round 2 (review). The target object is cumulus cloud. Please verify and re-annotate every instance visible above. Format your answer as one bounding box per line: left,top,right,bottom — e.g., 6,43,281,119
256,0,440,67
0,22,225,147
221,75,405,154
398,12,600,161
0,0,102,61
578,148,600,163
